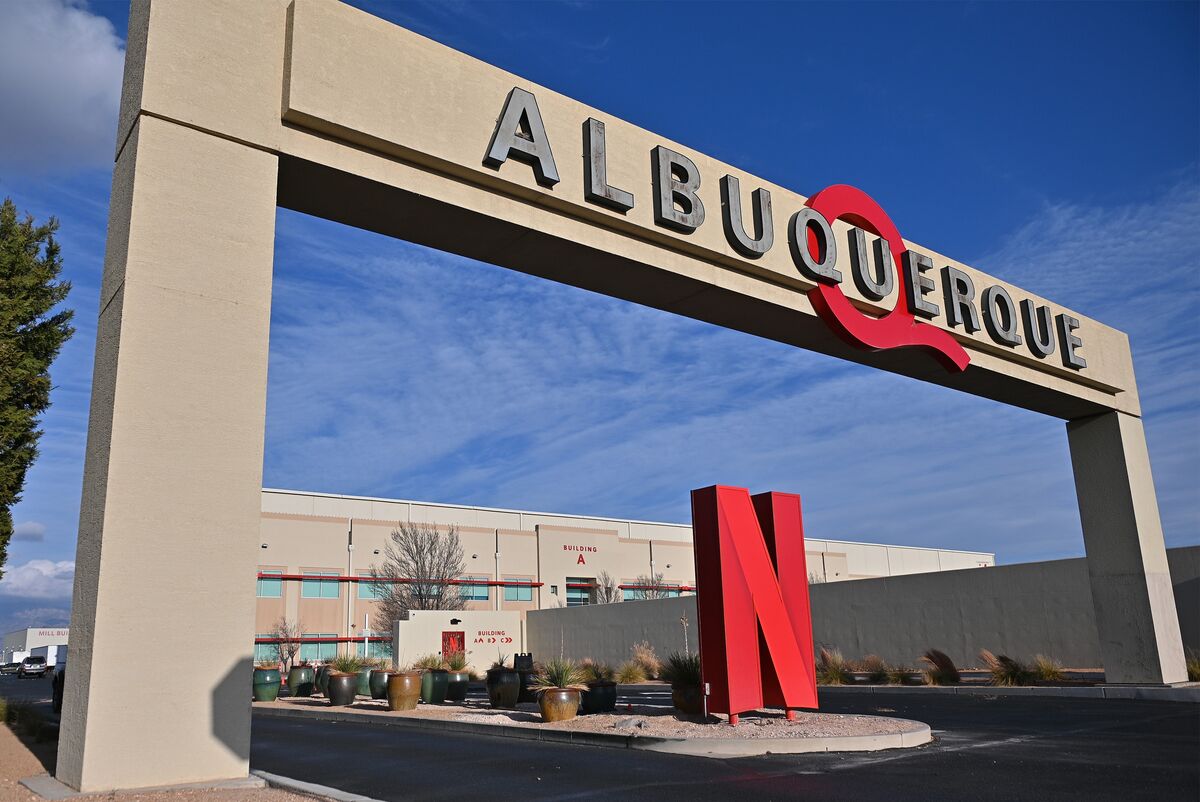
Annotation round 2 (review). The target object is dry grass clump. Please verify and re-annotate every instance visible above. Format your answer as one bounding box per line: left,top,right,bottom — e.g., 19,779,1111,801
631,641,661,679
816,647,852,685
1186,650,1200,683
856,654,889,684
1031,654,1065,682
920,649,960,686
616,660,647,684
886,665,918,685
980,649,1033,686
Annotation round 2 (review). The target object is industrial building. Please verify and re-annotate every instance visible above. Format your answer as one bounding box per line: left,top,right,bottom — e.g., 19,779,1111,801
254,488,994,661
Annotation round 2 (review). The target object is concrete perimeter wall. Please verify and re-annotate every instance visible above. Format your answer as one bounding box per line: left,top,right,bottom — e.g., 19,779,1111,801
528,547,1199,670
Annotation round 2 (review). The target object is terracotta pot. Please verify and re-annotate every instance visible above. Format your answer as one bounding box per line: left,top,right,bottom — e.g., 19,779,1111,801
538,688,581,722
252,667,281,702
369,670,394,699
444,670,471,702
287,666,315,698
327,672,358,706
580,680,617,714
672,684,704,715
420,669,449,704
387,671,422,711
485,668,521,708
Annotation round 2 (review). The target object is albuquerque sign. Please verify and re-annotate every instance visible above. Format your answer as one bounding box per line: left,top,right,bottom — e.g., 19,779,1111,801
60,0,1183,792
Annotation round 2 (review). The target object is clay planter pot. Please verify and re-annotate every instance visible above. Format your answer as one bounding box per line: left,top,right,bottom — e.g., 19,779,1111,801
386,671,422,711
580,680,617,714
315,665,330,696
444,670,471,702
671,684,704,715
420,669,449,704
287,666,315,698
252,667,282,702
369,670,394,700
355,669,374,697
486,668,521,709
326,672,358,706
538,688,581,722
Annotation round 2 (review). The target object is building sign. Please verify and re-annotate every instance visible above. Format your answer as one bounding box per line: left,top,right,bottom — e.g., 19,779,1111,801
563,544,597,565
690,486,817,723
472,629,513,646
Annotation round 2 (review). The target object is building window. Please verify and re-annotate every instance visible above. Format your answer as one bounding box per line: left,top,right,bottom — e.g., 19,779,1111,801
566,577,593,607
503,578,533,602
254,635,275,663
358,575,391,600
459,576,489,602
301,571,340,599
355,632,392,660
256,570,283,598
622,587,638,601
299,633,338,662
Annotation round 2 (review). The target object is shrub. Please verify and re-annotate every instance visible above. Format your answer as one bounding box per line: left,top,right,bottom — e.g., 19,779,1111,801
329,654,364,674
920,649,960,686
1031,654,1065,682
857,654,889,684
816,647,851,685
414,653,447,671
445,650,469,671
1186,650,1200,683
579,660,615,684
886,665,917,685
660,652,702,687
631,641,661,679
532,658,587,691
980,649,1033,686
616,660,647,684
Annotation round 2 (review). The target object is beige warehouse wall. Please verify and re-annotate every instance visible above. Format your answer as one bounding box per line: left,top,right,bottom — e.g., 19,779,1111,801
527,547,1199,671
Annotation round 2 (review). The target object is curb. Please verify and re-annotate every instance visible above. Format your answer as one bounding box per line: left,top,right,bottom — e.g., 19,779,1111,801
252,770,386,802
253,704,930,758
818,684,1200,702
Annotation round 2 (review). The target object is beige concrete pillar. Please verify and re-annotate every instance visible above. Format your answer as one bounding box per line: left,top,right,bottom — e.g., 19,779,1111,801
1068,411,1187,684
56,113,278,791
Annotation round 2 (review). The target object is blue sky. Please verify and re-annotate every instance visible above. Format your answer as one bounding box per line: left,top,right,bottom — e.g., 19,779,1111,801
0,0,1196,633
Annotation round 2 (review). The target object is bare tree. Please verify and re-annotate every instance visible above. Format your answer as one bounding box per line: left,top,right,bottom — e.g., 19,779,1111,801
270,616,303,672
595,570,621,604
370,522,467,634
630,572,671,600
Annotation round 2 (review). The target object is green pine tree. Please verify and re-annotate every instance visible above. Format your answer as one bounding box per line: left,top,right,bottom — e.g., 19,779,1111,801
0,198,75,579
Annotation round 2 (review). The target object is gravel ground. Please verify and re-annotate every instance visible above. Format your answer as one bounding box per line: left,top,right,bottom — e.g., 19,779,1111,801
260,696,921,739
0,722,311,802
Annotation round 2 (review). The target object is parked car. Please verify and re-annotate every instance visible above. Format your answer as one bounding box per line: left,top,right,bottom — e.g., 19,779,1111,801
0,662,21,675
17,656,49,678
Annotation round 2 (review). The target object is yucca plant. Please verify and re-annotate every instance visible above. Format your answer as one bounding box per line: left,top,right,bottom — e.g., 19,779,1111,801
329,654,363,675
414,653,448,671
857,654,889,685
1031,654,1065,682
616,660,646,684
580,660,616,684
816,647,852,685
980,649,1032,686
920,649,960,686
660,652,702,687
531,658,587,692
445,650,469,671
490,653,509,671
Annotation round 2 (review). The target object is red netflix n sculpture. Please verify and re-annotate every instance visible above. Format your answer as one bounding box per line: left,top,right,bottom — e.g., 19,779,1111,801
690,486,818,724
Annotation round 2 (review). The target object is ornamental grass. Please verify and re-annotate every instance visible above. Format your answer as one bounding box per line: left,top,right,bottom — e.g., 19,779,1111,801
816,647,852,685
980,649,1033,686
920,649,960,686
616,660,647,684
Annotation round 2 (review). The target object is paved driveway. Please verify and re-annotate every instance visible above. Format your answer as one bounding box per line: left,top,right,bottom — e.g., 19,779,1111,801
250,687,1200,801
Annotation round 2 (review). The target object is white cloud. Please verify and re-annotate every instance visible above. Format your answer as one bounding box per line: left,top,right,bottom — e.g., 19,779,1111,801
13,521,47,541
4,606,70,629
0,0,124,174
0,559,75,599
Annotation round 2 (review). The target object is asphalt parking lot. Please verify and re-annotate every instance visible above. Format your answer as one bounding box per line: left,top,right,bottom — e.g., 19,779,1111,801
250,686,1199,801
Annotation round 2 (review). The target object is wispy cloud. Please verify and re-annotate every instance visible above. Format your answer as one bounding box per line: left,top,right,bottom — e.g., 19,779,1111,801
0,0,125,175
0,559,75,599
266,180,1198,564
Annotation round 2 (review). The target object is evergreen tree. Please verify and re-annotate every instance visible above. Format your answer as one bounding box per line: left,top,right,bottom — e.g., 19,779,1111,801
0,198,74,578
